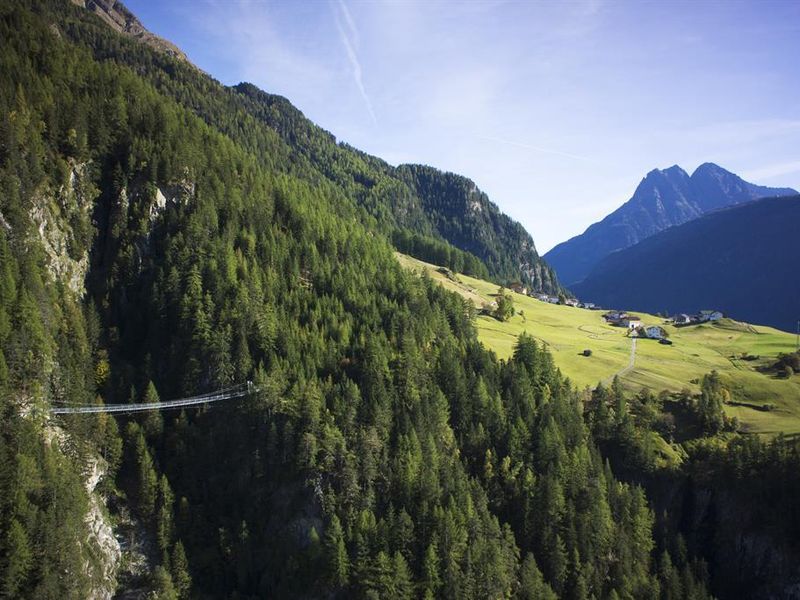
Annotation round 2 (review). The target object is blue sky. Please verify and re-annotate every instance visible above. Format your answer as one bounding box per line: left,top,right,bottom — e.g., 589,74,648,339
127,0,800,253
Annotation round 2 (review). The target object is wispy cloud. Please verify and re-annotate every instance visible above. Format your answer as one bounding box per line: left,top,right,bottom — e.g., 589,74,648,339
178,1,332,93
657,119,800,147
477,134,598,163
332,0,377,125
742,160,800,182
337,0,359,47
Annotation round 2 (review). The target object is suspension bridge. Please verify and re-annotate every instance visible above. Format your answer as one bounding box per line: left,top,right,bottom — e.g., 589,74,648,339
50,382,257,415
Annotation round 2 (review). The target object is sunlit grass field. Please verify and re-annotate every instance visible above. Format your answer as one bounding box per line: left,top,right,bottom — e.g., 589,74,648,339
397,252,800,434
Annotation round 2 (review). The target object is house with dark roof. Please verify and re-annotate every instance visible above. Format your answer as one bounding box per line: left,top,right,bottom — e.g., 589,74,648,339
698,310,723,322
621,316,642,330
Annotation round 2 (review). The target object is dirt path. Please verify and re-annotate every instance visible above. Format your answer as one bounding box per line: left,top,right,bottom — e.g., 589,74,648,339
603,337,636,385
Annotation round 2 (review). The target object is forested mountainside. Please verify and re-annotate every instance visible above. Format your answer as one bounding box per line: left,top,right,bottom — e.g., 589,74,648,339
572,196,800,332
230,85,559,292
0,1,686,597
545,163,796,286
231,83,558,290
1,2,799,599
59,8,560,295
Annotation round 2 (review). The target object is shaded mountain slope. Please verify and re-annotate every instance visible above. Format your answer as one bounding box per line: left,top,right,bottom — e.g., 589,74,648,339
545,163,796,286
60,16,561,294
572,196,800,332
231,83,561,292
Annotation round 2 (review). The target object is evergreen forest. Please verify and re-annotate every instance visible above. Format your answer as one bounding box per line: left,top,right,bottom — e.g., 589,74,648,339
1,2,799,599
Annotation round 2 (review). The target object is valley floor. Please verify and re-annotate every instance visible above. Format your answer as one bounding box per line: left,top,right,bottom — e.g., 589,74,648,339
397,252,800,435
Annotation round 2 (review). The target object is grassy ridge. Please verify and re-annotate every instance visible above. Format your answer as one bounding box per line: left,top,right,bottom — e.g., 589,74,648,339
397,253,800,434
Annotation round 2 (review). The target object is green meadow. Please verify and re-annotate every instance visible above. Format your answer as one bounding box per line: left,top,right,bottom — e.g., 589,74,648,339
397,253,800,434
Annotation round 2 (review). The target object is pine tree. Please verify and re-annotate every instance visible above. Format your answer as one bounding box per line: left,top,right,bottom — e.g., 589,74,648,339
324,515,349,587
422,542,441,597
392,551,413,600
156,475,175,554
170,541,192,599
142,380,164,439
126,423,158,519
1,519,32,598
517,553,557,600
152,565,178,600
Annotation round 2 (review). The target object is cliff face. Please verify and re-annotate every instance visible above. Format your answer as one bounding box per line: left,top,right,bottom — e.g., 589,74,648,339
31,161,95,296
79,453,121,600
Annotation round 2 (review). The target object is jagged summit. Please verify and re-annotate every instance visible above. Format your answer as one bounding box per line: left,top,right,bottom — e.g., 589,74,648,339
73,0,193,65
544,162,797,286
573,195,800,332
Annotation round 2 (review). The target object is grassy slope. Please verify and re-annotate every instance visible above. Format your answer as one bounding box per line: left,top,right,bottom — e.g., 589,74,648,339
397,253,800,434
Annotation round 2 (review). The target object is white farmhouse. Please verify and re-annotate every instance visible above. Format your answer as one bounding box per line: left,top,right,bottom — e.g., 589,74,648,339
621,317,642,330
645,325,667,340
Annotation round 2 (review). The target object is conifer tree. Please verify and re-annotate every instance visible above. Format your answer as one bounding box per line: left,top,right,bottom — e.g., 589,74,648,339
517,553,556,600
170,541,192,599
323,515,349,588
1,519,32,598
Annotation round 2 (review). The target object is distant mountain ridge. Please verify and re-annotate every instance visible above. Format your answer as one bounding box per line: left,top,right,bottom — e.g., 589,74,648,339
571,195,800,332
545,163,797,286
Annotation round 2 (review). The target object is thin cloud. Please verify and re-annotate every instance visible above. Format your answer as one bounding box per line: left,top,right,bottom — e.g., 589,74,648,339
333,0,377,125
742,160,800,182
658,119,800,147
478,134,598,163
178,1,332,93
337,0,359,47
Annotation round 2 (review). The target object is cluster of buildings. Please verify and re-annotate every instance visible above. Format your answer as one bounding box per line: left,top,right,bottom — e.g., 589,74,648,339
503,282,723,339
531,293,597,310
669,310,724,326
600,308,724,342
603,311,669,341
506,283,596,310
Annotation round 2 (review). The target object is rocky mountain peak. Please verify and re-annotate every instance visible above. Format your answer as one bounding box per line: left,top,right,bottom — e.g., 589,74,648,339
545,162,797,286
73,0,193,66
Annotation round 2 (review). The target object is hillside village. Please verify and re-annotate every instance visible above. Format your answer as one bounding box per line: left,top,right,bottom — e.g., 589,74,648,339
466,273,729,344
507,278,725,343
600,309,724,341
